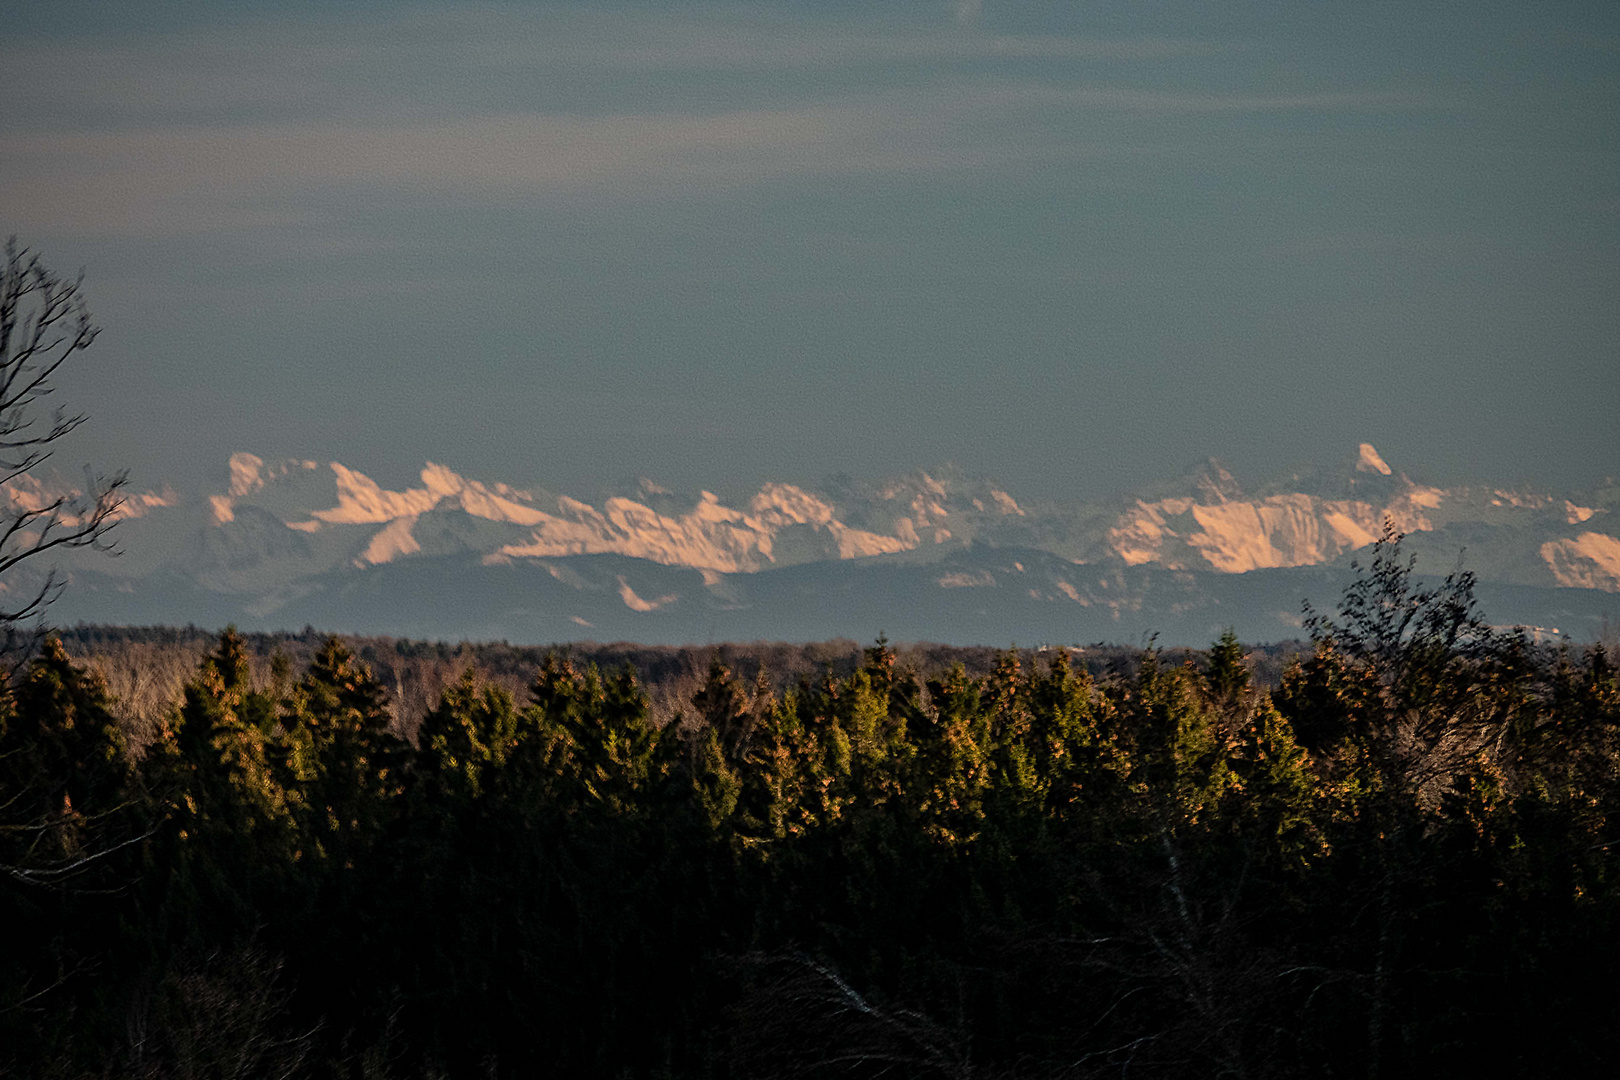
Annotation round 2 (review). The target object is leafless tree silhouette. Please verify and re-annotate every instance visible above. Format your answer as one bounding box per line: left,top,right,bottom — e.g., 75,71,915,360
0,237,126,659
727,952,974,1080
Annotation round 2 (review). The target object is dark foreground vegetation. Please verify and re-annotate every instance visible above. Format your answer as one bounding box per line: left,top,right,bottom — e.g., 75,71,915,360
4,534,1619,1078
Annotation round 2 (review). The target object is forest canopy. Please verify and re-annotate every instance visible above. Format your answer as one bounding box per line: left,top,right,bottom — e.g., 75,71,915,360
3,532,1617,1079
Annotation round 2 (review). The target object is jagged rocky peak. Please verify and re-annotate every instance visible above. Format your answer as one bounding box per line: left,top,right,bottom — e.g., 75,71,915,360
1341,441,1409,495
852,465,1029,549
60,449,1619,608
1192,458,1244,505
1356,443,1394,476
213,453,331,524
1275,442,1411,501
227,452,317,496
592,475,688,512
1123,457,1247,508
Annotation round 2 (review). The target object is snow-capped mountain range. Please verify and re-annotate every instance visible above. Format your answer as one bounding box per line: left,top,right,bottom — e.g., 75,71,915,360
25,445,1620,645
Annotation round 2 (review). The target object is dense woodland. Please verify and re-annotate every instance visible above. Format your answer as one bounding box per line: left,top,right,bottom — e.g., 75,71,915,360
56,627,1308,746
3,533,1619,1078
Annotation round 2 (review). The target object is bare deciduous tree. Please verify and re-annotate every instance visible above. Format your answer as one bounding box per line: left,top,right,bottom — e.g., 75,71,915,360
727,952,973,1080
0,236,126,656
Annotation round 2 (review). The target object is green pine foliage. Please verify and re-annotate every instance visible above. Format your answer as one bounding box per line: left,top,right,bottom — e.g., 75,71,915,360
3,535,1619,1078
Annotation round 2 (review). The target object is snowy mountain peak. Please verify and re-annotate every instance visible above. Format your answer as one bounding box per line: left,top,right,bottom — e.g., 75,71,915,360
227,452,319,497
186,450,1620,594
1193,459,1244,505
18,448,1615,640
1357,443,1394,476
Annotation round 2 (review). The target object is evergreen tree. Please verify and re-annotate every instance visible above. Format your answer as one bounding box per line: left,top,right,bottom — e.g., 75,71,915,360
0,639,143,1073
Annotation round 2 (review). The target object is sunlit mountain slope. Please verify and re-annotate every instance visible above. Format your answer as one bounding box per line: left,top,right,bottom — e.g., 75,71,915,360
20,444,1619,644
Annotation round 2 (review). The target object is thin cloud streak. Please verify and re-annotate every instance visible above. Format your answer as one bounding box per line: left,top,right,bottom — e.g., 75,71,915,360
2,77,1433,237
4,5,1432,238
2,8,1233,133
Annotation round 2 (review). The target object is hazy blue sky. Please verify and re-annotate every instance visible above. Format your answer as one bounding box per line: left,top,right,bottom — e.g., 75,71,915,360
3,0,1616,501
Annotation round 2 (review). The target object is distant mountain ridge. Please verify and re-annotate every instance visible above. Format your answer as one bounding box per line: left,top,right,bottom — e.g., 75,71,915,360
25,445,1620,645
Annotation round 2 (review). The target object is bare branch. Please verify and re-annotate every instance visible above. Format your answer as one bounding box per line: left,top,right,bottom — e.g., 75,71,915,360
0,237,123,667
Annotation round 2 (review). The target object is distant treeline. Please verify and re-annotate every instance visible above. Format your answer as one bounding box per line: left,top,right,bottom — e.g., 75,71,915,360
56,624,1311,742
4,535,1618,1078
